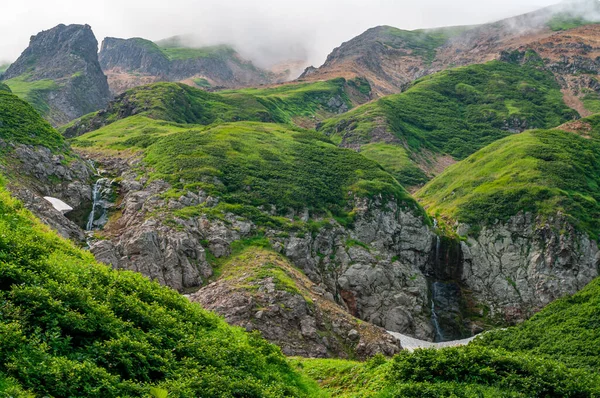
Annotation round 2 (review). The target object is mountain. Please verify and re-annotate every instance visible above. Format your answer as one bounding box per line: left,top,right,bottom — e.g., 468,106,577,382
301,0,600,98
99,36,290,95
1,24,111,127
319,59,577,188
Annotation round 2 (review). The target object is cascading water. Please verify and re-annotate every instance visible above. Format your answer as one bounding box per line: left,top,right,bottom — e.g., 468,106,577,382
86,180,101,231
430,282,445,342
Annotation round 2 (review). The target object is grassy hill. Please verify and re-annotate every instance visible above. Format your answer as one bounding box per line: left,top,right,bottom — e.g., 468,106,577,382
63,79,367,138
319,60,577,187
73,119,418,227
0,88,66,152
0,176,318,397
417,118,600,238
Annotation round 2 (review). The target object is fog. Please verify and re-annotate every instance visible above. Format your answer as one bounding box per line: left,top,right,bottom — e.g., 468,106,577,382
0,0,592,69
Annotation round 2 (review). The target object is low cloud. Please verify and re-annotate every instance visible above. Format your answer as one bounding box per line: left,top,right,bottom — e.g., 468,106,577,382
0,0,579,70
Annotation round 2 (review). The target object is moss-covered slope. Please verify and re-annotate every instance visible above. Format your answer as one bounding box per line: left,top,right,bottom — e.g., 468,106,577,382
319,61,577,187
417,117,600,238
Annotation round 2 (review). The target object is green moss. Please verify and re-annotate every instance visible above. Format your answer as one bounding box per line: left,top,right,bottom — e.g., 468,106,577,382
417,121,600,238
3,74,59,116
159,44,236,61
192,77,211,88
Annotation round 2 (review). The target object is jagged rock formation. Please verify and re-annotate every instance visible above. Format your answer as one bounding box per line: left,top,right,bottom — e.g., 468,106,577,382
99,37,285,94
189,248,402,359
1,24,111,126
84,153,439,343
460,213,600,324
301,1,600,100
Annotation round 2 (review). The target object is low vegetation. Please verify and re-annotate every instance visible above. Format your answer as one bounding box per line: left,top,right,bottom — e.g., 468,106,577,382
0,177,318,397
320,60,577,187
417,124,600,238
2,74,59,116
0,88,65,151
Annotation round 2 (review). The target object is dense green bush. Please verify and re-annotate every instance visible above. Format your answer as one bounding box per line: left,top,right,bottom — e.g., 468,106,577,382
0,178,316,397
476,275,600,371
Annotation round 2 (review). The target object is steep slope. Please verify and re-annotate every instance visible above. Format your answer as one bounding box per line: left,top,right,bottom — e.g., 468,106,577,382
0,86,92,241
319,60,576,187
63,78,370,137
190,247,402,359
302,0,600,99
99,36,283,94
1,24,111,126
0,177,317,397
416,119,600,326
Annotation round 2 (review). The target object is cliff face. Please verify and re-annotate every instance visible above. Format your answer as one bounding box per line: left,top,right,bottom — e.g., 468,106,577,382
2,24,111,126
99,37,280,94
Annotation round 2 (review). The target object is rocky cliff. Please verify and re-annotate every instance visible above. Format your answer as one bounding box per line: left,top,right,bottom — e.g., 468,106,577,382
1,24,111,126
99,37,283,94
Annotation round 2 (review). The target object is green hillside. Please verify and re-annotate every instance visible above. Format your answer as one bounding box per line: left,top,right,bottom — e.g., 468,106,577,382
73,119,418,227
417,120,600,237
319,60,577,187
2,74,59,117
63,79,365,138
0,176,317,397
0,88,65,151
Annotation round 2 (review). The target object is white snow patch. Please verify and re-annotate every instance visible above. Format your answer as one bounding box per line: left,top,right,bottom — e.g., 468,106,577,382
388,331,477,352
43,197,73,213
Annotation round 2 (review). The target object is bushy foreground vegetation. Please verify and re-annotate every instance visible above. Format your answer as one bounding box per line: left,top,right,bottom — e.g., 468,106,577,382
0,178,318,397
475,274,600,372
319,61,576,186
296,344,600,397
417,125,600,237
0,88,66,151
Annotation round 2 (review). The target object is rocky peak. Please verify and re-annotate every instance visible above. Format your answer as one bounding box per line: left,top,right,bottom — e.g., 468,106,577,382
99,37,170,77
1,24,111,126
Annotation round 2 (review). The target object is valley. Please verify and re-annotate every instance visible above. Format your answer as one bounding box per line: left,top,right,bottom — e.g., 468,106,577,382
1,0,600,396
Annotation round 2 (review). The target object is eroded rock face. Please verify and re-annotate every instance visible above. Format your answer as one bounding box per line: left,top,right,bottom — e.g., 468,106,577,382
189,250,402,359
460,213,600,324
2,143,93,242
2,24,111,126
86,157,437,340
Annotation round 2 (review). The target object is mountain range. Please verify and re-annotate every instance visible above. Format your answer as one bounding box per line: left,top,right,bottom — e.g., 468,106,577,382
1,1,600,396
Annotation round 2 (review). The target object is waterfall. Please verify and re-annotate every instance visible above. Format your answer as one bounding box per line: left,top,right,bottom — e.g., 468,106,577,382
431,282,445,342
85,178,113,232
86,180,101,231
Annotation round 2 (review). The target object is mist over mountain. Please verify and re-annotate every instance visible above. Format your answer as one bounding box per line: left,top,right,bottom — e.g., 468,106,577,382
0,0,567,70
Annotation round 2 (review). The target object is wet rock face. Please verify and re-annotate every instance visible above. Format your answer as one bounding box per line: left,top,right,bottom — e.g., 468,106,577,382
2,24,111,126
460,213,600,324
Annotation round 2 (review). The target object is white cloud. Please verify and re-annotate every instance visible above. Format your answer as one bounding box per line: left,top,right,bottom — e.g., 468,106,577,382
0,0,564,67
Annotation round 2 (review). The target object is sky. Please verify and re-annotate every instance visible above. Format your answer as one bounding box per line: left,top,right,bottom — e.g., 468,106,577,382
0,0,566,68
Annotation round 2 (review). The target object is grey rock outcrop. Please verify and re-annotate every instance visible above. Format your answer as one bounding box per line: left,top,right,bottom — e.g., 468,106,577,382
2,24,111,126
460,213,600,324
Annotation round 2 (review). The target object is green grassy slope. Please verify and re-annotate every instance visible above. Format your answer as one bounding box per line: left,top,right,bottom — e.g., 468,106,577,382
475,274,600,371
63,79,366,138
319,61,577,187
0,88,65,151
417,122,600,238
0,177,317,397
73,120,418,226
2,74,59,116
296,344,600,397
